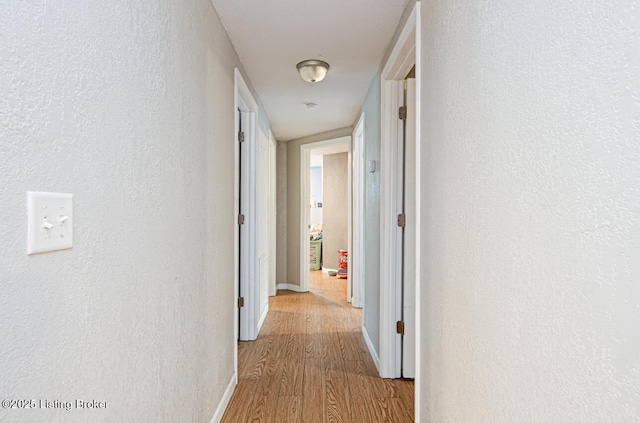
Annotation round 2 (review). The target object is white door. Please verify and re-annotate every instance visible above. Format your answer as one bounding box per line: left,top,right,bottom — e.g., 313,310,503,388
351,116,365,308
268,133,277,297
238,109,251,341
402,78,416,378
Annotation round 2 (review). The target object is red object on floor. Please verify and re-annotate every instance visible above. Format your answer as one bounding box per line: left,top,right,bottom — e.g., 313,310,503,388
337,250,348,279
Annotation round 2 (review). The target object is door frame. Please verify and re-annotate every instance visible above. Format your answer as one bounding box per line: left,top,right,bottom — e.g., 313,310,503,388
234,68,260,353
402,77,417,379
351,113,366,308
299,136,352,293
268,130,277,297
378,0,421,387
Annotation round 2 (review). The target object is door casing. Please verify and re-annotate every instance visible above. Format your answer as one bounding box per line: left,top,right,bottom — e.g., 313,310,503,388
268,130,277,297
351,113,366,308
378,1,421,397
234,68,262,353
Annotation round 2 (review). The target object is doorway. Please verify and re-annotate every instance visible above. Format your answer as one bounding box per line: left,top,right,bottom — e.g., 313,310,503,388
234,68,267,349
310,144,348,282
299,137,352,300
379,2,420,385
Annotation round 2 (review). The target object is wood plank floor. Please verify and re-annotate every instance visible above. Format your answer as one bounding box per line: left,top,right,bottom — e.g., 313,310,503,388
222,271,414,423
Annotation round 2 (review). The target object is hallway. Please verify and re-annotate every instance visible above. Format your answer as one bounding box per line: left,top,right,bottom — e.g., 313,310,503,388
222,271,414,422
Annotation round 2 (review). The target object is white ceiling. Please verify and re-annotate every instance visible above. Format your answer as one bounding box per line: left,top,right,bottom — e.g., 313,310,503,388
211,0,411,141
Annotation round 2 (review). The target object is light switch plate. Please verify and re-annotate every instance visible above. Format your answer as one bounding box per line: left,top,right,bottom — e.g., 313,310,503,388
27,191,73,255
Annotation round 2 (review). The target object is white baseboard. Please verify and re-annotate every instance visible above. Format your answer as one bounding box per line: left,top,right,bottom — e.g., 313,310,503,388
322,268,338,274
209,373,236,423
362,324,381,374
276,283,304,292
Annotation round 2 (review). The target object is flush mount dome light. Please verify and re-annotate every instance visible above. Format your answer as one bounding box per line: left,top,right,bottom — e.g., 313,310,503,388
296,60,330,83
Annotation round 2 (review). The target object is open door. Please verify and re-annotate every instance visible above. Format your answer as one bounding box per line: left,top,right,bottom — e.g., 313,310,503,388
235,68,262,343
401,78,416,378
379,3,419,381
238,109,251,341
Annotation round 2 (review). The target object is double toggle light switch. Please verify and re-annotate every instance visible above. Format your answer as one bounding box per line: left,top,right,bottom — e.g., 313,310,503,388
42,213,69,230
27,192,74,255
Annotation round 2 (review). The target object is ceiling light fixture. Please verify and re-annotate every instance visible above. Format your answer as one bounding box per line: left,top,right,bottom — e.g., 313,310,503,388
305,102,318,109
296,60,330,83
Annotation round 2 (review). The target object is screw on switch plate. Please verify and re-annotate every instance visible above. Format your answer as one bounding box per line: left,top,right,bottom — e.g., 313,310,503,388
27,192,73,255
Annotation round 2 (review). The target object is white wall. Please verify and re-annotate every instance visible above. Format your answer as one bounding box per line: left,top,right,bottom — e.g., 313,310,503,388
310,166,323,225
310,166,323,205
357,76,383,355
310,207,323,227
419,0,640,421
276,142,288,285
0,1,267,421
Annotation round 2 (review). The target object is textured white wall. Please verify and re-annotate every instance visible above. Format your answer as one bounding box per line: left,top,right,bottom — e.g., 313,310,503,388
357,76,383,355
322,153,349,270
310,166,323,224
0,1,265,422
420,0,640,421
276,142,288,285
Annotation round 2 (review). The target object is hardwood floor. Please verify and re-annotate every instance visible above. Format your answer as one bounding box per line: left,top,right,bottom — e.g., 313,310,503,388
221,271,414,422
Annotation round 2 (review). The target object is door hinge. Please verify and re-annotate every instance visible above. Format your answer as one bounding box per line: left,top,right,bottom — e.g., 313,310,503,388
238,131,245,143
238,214,245,225
398,106,407,120
396,321,405,335
397,213,406,228
238,297,245,308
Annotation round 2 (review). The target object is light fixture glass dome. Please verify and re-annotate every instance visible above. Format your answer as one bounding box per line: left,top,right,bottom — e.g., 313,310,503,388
296,60,330,83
